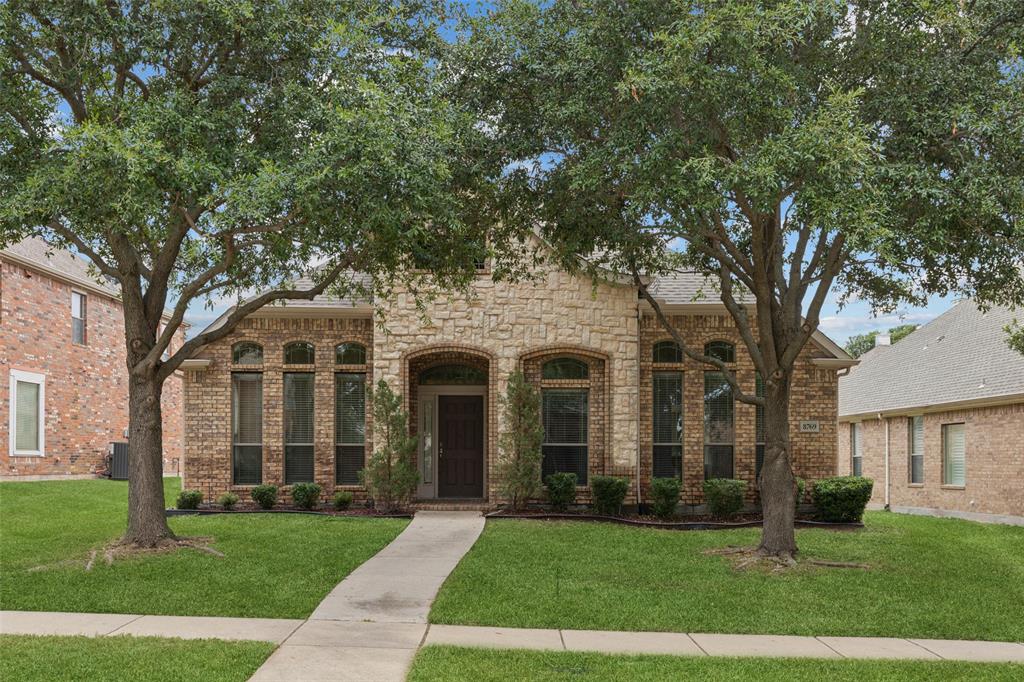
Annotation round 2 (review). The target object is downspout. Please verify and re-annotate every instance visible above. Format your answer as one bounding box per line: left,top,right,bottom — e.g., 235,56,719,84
635,304,643,510
880,412,890,510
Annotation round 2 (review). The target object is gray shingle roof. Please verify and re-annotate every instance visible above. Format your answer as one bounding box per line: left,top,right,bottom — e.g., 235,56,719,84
648,272,720,303
286,270,373,308
1,236,119,296
839,300,1024,417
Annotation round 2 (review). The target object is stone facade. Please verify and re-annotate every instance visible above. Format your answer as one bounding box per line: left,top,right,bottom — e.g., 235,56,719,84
183,263,844,508
838,402,1024,520
0,256,184,479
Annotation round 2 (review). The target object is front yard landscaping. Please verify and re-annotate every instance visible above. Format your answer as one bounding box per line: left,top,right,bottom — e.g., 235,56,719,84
430,513,1024,641
408,646,1024,682
0,635,274,682
0,479,408,618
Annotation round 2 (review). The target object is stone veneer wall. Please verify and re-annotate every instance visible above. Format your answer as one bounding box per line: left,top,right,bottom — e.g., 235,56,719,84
838,402,1024,518
1,256,184,478
638,314,839,506
183,315,373,502
375,267,640,503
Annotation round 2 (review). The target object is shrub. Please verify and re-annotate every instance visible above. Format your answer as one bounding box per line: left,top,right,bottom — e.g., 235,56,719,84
795,477,806,509
812,476,874,522
251,484,278,510
702,478,746,519
291,482,322,510
217,492,239,510
333,491,354,511
496,372,544,510
360,380,419,512
590,476,629,516
176,489,203,510
545,472,577,511
650,477,681,519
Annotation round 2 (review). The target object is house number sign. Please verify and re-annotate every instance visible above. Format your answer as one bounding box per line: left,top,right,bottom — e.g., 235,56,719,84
799,421,821,433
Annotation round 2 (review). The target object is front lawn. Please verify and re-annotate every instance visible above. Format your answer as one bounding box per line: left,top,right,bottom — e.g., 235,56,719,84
409,647,1024,682
0,478,407,618
0,635,274,682
430,513,1024,641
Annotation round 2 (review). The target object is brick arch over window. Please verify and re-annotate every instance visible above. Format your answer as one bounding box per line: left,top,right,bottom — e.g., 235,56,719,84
519,346,609,487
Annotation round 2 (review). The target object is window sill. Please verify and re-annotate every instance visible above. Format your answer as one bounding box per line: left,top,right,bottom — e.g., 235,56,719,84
907,483,924,488
941,485,966,490
10,452,45,457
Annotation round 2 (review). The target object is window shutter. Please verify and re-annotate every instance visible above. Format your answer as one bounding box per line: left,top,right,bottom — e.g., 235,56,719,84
335,373,365,485
231,373,263,485
15,380,40,451
943,423,966,486
542,389,588,484
652,372,682,479
284,373,315,483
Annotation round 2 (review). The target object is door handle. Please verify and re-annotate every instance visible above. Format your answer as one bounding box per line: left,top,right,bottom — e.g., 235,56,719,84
438,444,444,459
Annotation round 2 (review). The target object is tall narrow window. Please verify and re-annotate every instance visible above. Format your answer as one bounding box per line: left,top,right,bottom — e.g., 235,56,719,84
942,423,966,486
652,372,682,479
10,370,45,456
231,373,263,484
850,423,863,476
908,416,924,484
284,372,315,483
755,373,765,477
71,292,86,345
703,372,734,479
335,373,366,485
542,389,589,484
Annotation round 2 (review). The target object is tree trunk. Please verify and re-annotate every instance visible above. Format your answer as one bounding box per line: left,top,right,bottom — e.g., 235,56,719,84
757,373,797,558
123,372,175,547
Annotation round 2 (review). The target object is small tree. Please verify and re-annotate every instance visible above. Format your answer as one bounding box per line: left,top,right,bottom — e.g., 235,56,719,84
361,380,419,512
496,371,544,510
845,324,919,358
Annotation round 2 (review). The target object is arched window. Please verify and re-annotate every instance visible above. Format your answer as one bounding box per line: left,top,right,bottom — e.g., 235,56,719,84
652,341,683,363
232,342,263,365
542,357,589,380
283,341,315,365
704,340,735,363
419,364,487,385
335,342,366,365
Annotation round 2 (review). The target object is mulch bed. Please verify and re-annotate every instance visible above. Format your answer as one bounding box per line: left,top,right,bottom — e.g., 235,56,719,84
485,509,863,531
166,505,412,518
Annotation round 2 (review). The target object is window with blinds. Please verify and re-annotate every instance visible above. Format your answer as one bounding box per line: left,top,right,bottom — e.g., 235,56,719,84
13,373,45,455
71,292,86,345
284,372,315,483
755,373,765,477
942,423,965,486
231,373,263,485
542,389,588,484
652,372,682,479
909,416,924,484
850,423,863,476
703,372,734,479
335,373,366,485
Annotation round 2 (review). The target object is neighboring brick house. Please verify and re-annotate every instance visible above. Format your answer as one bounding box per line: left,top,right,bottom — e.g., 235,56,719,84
181,260,854,508
1,238,185,479
838,301,1024,525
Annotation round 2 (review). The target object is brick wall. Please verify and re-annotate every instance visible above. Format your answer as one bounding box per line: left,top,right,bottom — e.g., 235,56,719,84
0,257,184,478
838,402,1024,518
182,316,374,502
638,314,839,506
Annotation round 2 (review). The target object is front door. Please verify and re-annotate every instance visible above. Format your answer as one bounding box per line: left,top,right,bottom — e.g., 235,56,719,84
437,395,484,498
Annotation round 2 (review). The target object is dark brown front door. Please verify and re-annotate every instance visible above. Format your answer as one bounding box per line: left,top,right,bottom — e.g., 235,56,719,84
437,395,484,498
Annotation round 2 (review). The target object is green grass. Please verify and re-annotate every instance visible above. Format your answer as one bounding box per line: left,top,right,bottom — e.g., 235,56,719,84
0,478,408,618
0,635,274,682
430,513,1024,641
409,647,1024,682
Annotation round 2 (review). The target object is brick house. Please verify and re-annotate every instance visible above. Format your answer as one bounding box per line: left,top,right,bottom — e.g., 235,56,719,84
181,261,854,508
1,237,185,479
838,301,1024,525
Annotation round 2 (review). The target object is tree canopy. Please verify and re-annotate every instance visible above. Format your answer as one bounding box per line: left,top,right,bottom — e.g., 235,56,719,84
845,323,919,358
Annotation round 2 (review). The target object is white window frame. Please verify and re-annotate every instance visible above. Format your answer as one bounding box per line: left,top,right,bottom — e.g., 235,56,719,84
850,422,862,476
71,290,87,345
9,369,45,457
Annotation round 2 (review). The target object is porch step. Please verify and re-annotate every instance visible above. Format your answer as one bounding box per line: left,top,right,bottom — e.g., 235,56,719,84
411,499,494,512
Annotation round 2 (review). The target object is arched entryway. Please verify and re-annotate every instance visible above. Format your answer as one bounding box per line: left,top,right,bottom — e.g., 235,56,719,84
406,348,491,499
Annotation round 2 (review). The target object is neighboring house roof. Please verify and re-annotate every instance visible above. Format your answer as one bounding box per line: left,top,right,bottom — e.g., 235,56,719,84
1,236,183,325
839,300,1024,419
1,236,120,298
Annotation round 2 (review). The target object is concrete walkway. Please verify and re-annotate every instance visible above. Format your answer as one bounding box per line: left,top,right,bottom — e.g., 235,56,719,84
249,511,486,681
